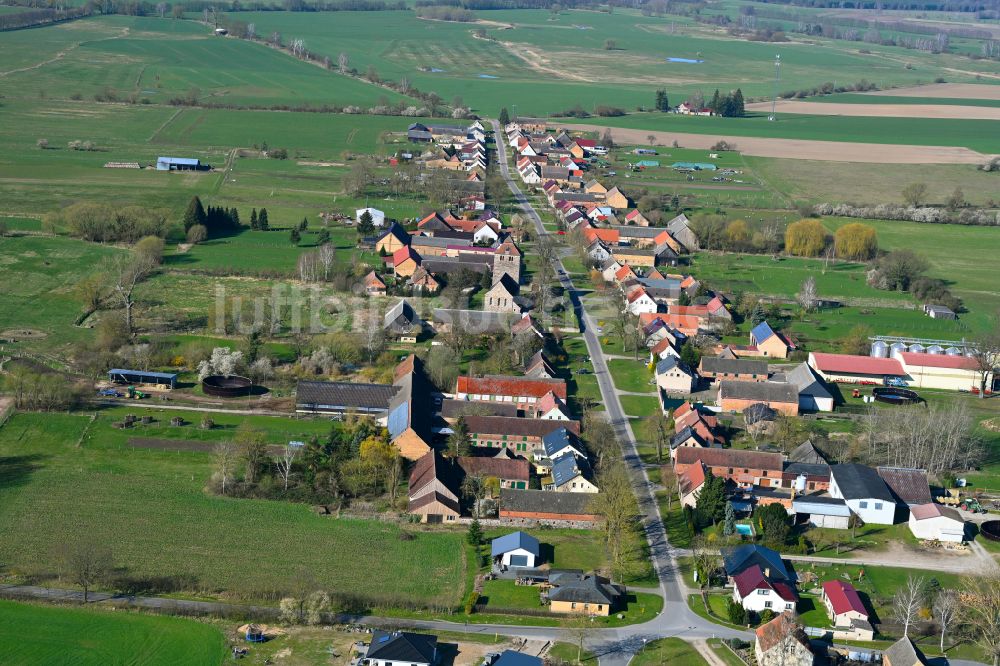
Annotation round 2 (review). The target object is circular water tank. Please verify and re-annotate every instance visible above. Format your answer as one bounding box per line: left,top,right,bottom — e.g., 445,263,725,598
890,342,907,358
946,347,962,356
870,340,888,358
927,345,944,355
909,343,925,354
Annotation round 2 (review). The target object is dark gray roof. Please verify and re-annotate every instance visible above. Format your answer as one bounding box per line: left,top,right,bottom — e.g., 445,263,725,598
720,380,799,404
883,637,927,666
367,631,437,664
831,464,896,502
788,440,827,465
783,462,830,478
423,256,492,274
608,224,662,239
775,363,833,402
296,381,397,412
547,573,622,606
701,357,768,376
552,452,591,488
721,545,790,581
500,488,596,516
384,299,421,333
671,427,706,450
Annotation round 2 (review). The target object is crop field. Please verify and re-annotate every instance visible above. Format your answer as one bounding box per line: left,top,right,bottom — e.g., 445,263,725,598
0,600,226,666
578,112,1000,154
233,7,998,115
808,93,1000,109
0,16,403,108
0,411,466,607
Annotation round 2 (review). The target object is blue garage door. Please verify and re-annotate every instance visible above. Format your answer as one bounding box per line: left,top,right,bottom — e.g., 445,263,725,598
509,555,529,567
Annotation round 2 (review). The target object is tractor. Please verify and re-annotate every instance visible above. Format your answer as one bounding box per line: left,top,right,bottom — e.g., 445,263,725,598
961,497,987,514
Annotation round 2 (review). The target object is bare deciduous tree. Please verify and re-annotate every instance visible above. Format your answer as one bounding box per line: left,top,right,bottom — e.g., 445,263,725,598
104,252,157,338
933,589,960,652
318,243,335,282
891,575,926,637
214,440,239,495
964,571,1000,666
797,275,818,311
337,52,349,74
276,442,300,492
60,540,113,603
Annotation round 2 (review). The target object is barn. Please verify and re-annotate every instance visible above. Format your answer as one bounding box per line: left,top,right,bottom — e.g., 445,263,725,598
107,368,178,389
156,157,207,171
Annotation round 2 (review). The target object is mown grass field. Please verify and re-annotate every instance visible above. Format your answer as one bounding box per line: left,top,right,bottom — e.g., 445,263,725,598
0,411,466,608
0,600,226,666
631,638,707,666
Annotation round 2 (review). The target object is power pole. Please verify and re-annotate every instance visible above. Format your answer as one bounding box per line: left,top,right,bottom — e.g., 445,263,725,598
769,54,781,121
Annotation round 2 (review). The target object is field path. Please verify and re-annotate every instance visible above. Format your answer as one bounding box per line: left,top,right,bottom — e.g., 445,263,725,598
0,26,129,78
561,123,991,164
745,100,1000,120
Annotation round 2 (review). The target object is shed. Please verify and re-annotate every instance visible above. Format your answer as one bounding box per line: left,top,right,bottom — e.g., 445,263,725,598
107,368,178,389
793,496,850,528
491,531,540,568
635,160,660,168
155,157,204,171
908,503,966,542
671,162,717,171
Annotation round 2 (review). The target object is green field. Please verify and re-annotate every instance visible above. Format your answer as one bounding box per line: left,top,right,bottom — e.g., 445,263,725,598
809,93,1000,108
582,112,1000,153
0,600,226,666
0,411,465,608
0,16,405,108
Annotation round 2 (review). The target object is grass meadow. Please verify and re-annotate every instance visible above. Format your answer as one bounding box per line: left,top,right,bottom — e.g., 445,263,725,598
0,600,226,666
0,411,466,608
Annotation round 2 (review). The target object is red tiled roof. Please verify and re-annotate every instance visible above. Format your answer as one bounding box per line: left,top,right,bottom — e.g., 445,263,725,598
456,376,567,400
756,612,809,653
615,265,636,281
575,138,597,148
810,353,904,376
584,228,620,244
678,461,706,497
822,580,867,617
899,352,978,371
670,305,710,318
734,565,797,602
627,287,652,304
393,246,419,265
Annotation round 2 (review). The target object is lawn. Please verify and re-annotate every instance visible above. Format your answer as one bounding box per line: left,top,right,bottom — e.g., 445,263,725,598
0,600,226,666
607,359,656,394
632,638,708,666
0,411,465,608
619,394,661,419
482,527,607,572
479,580,545,610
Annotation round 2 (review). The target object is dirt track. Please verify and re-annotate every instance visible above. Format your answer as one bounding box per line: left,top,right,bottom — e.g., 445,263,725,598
561,123,990,164
745,99,1000,120
865,83,1000,100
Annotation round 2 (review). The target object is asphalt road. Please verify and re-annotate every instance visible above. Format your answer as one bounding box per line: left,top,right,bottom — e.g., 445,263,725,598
490,120,750,664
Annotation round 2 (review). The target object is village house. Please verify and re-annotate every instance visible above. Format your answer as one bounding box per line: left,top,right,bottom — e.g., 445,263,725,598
677,461,706,507
723,545,797,613
604,186,631,209
539,427,587,463
829,463,897,525
770,363,834,413
375,222,410,254
536,391,572,420
655,356,696,395
392,246,421,278
549,452,598,493
407,267,441,294
626,287,659,315
365,631,438,666
547,572,624,616
455,375,567,410
463,415,580,455
883,638,928,666
525,350,557,379
754,612,814,666
821,580,870,629
749,321,793,358
674,447,784,489
363,270,387,296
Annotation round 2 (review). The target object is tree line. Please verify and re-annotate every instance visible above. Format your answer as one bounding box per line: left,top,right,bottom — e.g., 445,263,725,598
0,5,92,31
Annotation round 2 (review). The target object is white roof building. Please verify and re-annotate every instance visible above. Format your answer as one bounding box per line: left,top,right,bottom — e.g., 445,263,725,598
356,207,386,228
